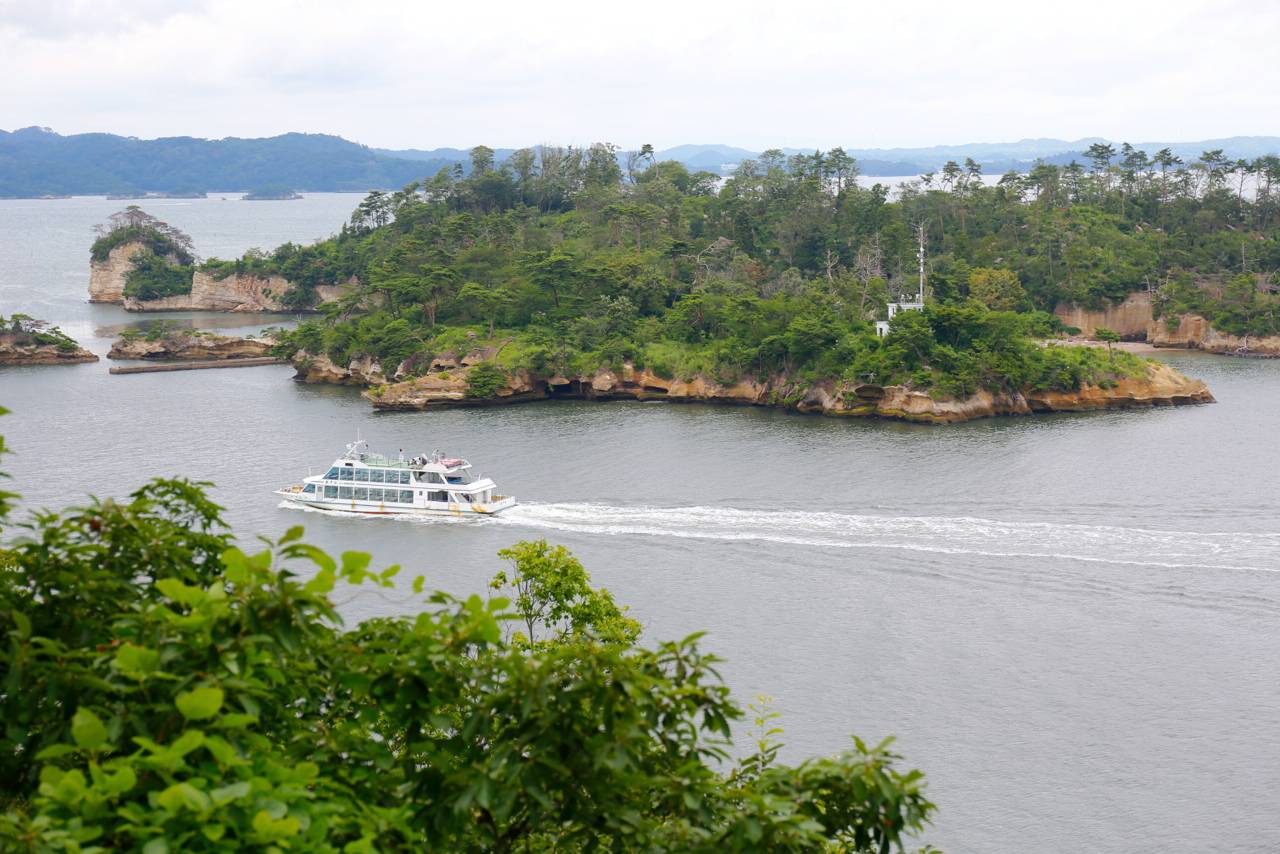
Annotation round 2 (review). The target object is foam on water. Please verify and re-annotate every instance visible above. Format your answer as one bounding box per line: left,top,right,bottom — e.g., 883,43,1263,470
282,500,1280,574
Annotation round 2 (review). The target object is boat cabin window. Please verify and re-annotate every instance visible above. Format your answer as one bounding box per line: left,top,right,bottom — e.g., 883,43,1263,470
399,471,412,484
355,468,368,482
368,488,382,502
324,485,338,498
400,490,413,503
370,469,384,483
325,467,340,479
302,484,316,494
339,486,353,499
428,490,448,502
354,487,368,500
339,468,353,481
418,471,444,484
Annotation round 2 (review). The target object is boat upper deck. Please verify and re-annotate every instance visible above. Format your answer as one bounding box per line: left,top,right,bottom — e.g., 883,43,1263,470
341,441,470,472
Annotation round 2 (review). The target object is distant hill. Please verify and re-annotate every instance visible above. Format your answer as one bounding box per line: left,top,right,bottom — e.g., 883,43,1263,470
0,128,431,197
4,128,1279,197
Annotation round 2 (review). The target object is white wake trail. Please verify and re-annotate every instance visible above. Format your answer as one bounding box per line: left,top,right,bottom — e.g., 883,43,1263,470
492,502,1280,573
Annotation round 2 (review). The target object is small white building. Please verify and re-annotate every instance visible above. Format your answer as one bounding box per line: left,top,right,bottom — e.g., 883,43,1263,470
875,299,925,337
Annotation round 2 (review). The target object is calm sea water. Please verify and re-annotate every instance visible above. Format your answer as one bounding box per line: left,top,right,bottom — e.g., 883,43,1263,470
2,195,1279,853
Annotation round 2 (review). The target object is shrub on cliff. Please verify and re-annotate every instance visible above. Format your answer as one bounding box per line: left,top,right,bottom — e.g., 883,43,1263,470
122,250,195,300
0,314,82,352
0,420,936,852
465,360,507,397
90,206,195,266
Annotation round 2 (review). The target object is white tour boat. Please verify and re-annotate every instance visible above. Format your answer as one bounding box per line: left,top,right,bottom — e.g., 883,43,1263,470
275,440,516,515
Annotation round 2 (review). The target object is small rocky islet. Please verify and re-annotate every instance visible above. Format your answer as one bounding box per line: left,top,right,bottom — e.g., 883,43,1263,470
0,315,97,366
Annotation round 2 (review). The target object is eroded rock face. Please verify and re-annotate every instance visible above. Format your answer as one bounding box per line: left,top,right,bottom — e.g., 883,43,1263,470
89,242,148,303
1053,292,1154,339
290,351,387,385
0,336,98,366
90,245,359,312
108,333,274,361
122,271,294,312
363,366,541,409
1149,315,1280,357
356,358,1212,423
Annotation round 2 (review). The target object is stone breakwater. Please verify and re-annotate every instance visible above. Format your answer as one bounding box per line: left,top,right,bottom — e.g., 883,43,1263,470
89,242,352,312
291,351,1213,424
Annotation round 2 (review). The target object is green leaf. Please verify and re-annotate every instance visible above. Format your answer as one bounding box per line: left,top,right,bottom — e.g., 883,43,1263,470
204,735,240,765
210,781,251,805
221,548,250,585
303,568,335,595
412,575,425,593
213,713,258,730
10,609,31,639
279,525,305,544
35,743,77,760
115,644,160,677
156,578,203,606
290,543,336,573
156,782,211,813
71,708,108,751
168,729,205,758
141,838,169,854
175,687,224,720
339,551,372,582
101,765,137,796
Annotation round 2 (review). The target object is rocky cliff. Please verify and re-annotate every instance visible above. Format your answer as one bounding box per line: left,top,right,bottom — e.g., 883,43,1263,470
90,247,355,312
1148,314,1280,357
351,359,1212,424
1053,292,1154,339
121,270,299,312
88,241,148,303
108,332,274,361
290,352,389,385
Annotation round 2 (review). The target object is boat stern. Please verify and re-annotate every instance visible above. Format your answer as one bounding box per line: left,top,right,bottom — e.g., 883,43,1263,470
476,495,517,514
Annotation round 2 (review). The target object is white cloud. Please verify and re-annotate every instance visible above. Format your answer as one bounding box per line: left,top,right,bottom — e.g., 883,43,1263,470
0,0,1276,149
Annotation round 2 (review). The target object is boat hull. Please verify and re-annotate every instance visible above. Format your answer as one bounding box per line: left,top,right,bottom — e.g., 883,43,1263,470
275,490,516,516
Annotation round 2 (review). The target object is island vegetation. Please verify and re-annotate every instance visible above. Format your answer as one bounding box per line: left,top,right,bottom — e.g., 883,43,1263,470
218,141,1262,404
0,413,936,851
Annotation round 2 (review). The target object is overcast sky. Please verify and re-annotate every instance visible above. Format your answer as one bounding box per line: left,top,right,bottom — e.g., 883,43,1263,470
1,0,1275,151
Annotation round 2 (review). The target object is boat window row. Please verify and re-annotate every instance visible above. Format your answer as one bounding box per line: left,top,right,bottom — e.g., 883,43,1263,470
321,485,416,503
323,467,412,484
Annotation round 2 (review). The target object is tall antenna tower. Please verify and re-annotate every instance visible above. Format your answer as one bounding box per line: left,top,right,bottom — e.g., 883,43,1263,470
913,221,927,304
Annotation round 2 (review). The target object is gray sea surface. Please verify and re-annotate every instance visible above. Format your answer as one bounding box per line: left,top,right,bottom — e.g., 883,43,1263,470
2,194,1278,853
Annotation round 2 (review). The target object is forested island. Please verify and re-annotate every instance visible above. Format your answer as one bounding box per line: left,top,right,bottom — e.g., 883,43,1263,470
88,139,1280,418
237,142,1248,419
242,186,303,201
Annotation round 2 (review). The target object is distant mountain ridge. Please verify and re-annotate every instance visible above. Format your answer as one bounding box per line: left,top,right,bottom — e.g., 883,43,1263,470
0,127,427,197
3,127,1278,197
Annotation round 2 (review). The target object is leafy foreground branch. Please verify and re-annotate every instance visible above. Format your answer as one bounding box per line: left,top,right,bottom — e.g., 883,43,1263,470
0,473,935,851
